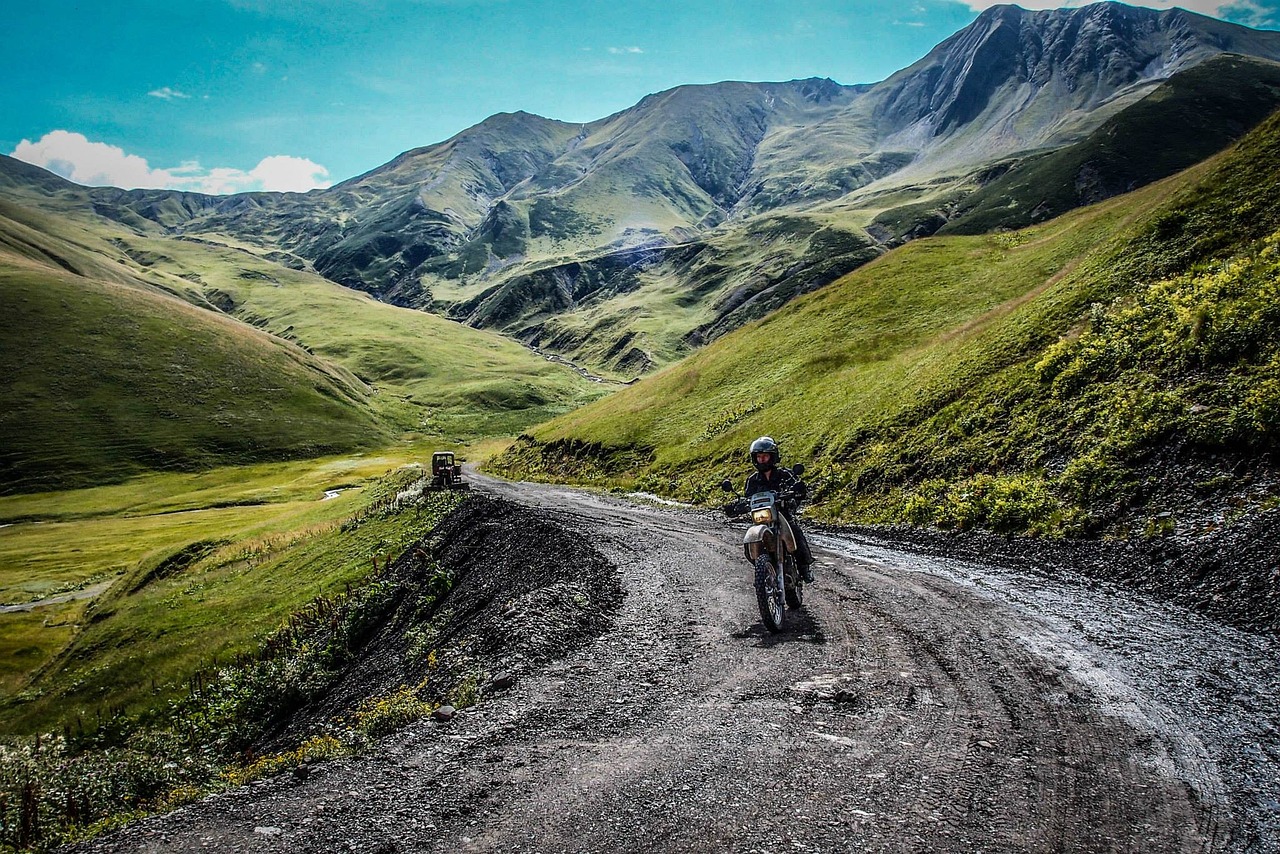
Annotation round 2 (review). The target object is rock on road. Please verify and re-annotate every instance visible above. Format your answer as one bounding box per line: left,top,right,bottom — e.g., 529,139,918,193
78,471,1280,853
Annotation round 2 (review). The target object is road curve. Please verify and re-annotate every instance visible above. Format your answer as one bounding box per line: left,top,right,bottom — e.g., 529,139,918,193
78,472,1279,854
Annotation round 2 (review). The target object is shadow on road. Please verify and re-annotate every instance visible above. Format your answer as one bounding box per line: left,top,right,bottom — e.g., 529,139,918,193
732,607,826,646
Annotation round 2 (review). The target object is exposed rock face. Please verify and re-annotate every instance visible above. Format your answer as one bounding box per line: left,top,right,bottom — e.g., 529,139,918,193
869,3,1280,162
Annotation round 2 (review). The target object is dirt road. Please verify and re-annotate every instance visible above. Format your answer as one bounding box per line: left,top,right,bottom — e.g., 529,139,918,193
79,473,1280,853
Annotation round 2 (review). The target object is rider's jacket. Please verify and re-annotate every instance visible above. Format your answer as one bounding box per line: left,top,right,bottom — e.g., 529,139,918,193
744,465,802,499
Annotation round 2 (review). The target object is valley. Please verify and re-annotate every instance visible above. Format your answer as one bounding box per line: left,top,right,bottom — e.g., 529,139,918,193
8,6,1280,379
2,1,1280,850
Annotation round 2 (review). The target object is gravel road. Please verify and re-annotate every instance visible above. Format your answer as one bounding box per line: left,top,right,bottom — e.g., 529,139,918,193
75,472,1280,853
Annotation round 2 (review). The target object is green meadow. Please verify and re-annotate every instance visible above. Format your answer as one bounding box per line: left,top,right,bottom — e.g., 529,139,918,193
0,447,453,735
0,182,598,738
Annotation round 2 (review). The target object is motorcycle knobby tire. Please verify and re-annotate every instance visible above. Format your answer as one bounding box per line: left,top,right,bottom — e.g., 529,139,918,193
754,553,785,634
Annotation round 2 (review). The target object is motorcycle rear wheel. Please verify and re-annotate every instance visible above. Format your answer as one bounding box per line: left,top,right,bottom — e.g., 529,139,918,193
782,548,803,610
785,579,803,610
754,554,785,633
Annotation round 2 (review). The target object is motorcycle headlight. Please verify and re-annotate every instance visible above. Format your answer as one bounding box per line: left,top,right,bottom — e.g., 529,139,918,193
752,507,774,524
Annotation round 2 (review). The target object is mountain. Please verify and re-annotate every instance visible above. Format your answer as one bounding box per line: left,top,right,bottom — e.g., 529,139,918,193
159,4,1280,254
868,53,1280,241
6,2,1280,380
491,108,1280,543
858,2,1280,172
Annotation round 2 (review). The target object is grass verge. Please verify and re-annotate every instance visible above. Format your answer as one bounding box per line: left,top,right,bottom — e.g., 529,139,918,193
0,485,469,851
0,446,459,736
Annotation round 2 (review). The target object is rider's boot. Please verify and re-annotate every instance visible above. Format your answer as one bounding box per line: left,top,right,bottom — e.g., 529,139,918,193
800,560,814,583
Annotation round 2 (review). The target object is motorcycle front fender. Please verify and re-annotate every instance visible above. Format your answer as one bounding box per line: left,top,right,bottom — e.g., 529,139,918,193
744,524,774,562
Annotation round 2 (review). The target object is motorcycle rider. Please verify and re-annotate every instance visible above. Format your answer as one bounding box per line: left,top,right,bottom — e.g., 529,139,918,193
743,436,815,583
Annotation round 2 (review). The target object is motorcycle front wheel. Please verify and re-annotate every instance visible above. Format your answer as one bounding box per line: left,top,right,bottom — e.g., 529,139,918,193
754,553,785,633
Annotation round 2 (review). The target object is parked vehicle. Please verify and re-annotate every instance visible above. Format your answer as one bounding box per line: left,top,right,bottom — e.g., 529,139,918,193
720,463,806,632
428,452,469,490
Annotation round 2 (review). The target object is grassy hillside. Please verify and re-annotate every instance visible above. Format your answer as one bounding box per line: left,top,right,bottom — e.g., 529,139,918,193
0,194,604,493
108,230,608,436
0,208,388,494
492,109,1280,536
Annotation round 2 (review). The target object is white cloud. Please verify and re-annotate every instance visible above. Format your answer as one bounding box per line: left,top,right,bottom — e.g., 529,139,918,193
10,131,330,195
959,0,1276,23
148,86,191,100
607,46,644,54
12,131,158,188
249,155,332,192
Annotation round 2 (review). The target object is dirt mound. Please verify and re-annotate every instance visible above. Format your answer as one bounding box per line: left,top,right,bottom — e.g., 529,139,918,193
277,494,623,745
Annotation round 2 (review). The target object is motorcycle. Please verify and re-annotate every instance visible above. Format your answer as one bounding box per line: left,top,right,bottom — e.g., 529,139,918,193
720,464,806,633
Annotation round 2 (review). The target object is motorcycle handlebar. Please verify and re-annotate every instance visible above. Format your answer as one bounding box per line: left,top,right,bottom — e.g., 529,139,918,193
721,489,803,518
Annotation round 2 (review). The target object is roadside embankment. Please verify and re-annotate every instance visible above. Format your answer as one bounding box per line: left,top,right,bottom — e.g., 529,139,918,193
828,508,1280,635
275,493,623,746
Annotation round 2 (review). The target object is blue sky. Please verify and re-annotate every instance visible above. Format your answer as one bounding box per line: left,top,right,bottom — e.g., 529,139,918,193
4,0,1278,193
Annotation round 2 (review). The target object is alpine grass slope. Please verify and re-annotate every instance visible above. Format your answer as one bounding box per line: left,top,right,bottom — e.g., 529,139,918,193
491,108,1280,540
0,199,388,494
0,176,604,494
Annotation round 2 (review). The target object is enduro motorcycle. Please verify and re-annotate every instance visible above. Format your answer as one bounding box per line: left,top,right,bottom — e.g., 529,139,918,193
720,464,806,633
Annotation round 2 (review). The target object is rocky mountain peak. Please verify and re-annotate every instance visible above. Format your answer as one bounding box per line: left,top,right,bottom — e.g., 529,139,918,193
873,1,1280,150
796,76,846,104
